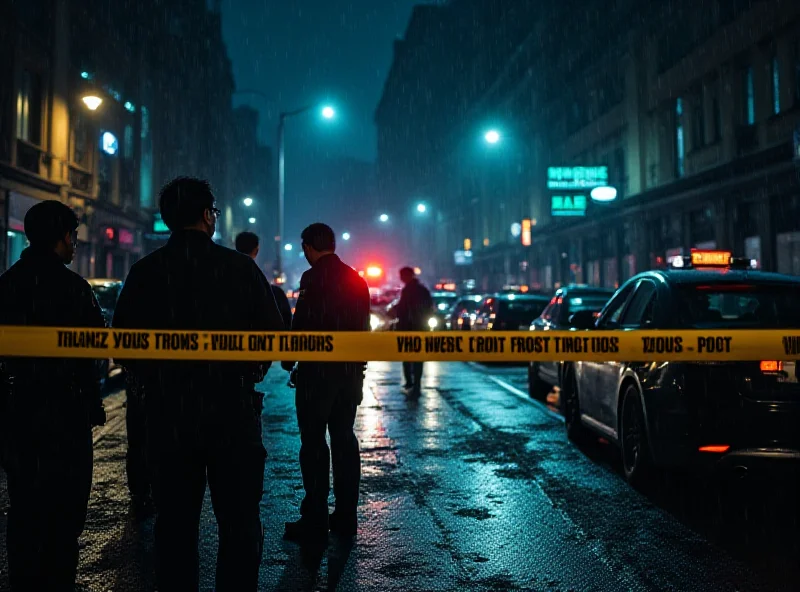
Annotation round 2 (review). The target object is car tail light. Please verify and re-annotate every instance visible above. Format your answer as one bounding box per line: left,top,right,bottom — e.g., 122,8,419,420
698,445,730,453
760,361,782,373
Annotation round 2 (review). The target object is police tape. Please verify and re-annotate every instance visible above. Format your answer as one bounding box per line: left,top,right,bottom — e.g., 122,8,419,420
0,326,799,363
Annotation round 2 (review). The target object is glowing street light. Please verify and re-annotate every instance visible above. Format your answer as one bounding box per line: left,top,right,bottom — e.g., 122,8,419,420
248,217,256,224
243,197,254,207
82,95,103,111
321,105,336,119
342,232,351,241
284,243,293,251
379,213,389,223
416,203,427,214
484,129,500,144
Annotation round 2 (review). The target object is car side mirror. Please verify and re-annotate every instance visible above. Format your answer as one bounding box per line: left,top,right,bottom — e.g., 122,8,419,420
569,309,597,330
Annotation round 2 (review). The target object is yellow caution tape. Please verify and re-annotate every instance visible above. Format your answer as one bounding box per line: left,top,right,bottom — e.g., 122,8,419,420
0,326,798,362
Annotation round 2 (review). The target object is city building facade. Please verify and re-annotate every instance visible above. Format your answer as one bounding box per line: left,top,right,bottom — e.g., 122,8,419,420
0,0,257,280
376,0,800,292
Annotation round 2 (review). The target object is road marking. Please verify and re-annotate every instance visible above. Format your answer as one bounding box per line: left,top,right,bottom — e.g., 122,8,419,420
467,362,564,423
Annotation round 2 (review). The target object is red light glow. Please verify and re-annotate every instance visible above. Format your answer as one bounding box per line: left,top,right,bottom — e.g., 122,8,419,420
698,445,730,453
366,266,382,278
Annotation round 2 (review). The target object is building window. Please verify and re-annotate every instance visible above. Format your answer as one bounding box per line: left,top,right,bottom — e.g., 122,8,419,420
743,66,755,125
16,70,42,145
692,102,705,149
711,97,721,142
675,98,685,178
771,56,781,115
124,125,134,160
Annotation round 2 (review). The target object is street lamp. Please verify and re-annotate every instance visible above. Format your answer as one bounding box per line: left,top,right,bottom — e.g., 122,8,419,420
379,213,389,223
416,203,427,214
243,197,254,207
342,232,351,241
82,95,103,111
284,243,293,251
277,102,337,278
248,217,256,224
484,129,501,144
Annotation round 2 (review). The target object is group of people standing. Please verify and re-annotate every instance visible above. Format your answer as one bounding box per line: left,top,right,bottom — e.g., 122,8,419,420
0,177,372,591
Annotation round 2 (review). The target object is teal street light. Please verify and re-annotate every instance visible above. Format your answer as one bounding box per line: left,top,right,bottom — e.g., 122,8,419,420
342,232,351,241
379,213,389,223
284,243,293,251
248,217,256,224
416,203,427,214
484,129,501,145
243,197,253,207
321,105,336,119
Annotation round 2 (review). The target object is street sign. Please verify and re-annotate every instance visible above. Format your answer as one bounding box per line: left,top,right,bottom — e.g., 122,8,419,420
551,195,587,217
454,250,473,266
547,166,609,190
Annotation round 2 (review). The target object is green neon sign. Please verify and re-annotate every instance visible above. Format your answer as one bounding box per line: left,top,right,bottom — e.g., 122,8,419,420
551,195,587,217
153,213,169,233
547,166,608,190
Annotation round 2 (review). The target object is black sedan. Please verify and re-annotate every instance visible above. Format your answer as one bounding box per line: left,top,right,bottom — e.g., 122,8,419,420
472,293,550,332
560,256,800,487
527,285,614,399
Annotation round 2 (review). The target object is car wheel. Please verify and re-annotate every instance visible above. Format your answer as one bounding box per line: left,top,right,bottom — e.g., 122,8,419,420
620,384,653,488
528,363,551,400
561,367,589,444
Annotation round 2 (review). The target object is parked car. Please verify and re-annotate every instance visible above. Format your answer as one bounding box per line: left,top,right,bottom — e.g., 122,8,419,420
429,290,460,330
527,285,615,399
87,278,125,383
472,293,550,332
560,252,800,486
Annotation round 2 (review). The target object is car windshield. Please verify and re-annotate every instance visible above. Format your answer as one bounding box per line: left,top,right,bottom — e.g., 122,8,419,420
674,283,800,328
91,284,121,311
499,299,548,322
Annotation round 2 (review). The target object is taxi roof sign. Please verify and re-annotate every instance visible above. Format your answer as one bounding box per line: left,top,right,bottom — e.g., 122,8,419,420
690,249,732,267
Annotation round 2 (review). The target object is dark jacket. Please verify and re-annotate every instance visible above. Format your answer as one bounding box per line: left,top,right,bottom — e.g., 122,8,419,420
112,229,284,392
0,247,106,432
282,254,370,381
270,284,292,330
393,278,434,331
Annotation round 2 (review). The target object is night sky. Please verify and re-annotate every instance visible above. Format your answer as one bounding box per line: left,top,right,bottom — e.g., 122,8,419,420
221,0,424,244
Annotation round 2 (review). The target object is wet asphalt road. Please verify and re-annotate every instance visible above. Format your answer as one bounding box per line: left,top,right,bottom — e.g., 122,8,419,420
1,361,799,591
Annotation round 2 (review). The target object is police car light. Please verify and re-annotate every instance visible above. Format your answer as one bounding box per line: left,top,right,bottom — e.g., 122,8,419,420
690,249,732,267
366,266,382,278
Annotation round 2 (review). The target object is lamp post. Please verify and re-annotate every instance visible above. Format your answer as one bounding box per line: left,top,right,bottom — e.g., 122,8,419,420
276,103,335,279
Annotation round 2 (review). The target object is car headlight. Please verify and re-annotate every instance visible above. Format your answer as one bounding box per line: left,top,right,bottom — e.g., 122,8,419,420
370,314,384,331
428,317,439,329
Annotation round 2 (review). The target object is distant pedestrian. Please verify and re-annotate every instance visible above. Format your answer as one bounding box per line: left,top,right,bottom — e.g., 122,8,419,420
235,231,292,329
282,223,371,545
112,177,285,591
235,230,293,435
0,200,106,590
392,267,434,396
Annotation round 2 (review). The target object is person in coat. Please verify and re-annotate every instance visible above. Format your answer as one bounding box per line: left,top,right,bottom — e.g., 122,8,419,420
281,223,371,545
112,177,284,591
392,266,433,395
0,200,106,590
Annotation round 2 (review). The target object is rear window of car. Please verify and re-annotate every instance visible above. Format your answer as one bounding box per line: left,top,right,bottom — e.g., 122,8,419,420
674,283,800,328
499,299,548,320
563,296,610,315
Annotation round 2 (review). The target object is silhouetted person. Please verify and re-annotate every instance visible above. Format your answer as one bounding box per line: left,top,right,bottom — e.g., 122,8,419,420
235,231,292,330
0,200,106,591
235,230,293,435
282,223,370,545
112,178,284,591
393,267,433,396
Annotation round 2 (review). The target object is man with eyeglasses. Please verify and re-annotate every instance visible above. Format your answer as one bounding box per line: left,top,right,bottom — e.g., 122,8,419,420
0,200,106,590
112,177,285,591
